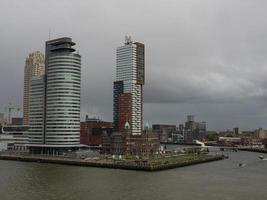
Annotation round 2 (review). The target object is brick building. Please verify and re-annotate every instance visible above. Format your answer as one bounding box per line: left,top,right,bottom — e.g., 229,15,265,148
80,116,113,146
102,131,160,157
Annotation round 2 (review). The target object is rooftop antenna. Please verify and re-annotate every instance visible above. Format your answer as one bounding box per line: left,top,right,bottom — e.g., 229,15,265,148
125,35,132,45
48,29,51,40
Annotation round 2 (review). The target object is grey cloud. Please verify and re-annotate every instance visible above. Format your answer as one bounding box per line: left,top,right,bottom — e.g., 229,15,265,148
1,0,267,131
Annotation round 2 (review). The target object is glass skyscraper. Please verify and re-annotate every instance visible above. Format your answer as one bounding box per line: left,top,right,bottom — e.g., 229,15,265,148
45,38,81,145
28,76,45,144
29,37,81,152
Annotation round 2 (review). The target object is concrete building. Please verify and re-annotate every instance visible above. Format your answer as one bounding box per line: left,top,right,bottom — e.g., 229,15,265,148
113,36,145,135
254,128,267,140
218,137,241,146
234,127,241,135
11,117,23,125
152,124,176,142
184,115,206,143
28,37,81,153
0,125,29,151
23,51,45,125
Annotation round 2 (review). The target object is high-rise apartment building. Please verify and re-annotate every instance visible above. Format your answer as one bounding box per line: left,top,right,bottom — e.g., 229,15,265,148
113,37,145,135
23,51,45,125
28,37,81,153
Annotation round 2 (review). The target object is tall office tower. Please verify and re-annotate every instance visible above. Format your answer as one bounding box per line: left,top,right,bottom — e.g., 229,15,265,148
28,37,81,152
45,37,81,145
113,36,145,135
23,51,45,125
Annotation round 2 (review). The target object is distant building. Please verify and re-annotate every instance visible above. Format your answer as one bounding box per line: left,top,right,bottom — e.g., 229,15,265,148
234,127,241,135
171,131,184,143
0,113,5,125
187,115,195,122
218,130,234,137
263,139,267,149
184,115,206,143
219,129,259,146
170,124,185,143
0,125,29,151
152,124,176,142
218,137,241,146
11,117,23,125
23,51,45,125
254,128,267,140
113,36,145,135
80,116,113,146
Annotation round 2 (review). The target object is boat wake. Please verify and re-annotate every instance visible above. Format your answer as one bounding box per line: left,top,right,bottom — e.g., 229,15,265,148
259,156,267,160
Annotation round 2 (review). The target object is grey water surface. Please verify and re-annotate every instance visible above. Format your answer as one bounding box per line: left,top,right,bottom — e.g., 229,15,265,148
0,151,266,200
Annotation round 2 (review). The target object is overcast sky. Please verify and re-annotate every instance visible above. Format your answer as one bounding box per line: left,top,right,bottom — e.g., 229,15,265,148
1,0,267,131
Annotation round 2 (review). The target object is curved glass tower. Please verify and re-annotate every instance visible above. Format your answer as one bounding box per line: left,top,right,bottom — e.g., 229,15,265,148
29,38,81,153
45,38,81,145
29,76,45,144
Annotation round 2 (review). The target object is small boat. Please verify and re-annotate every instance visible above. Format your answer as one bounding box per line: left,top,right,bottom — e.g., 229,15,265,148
238,163,246,167
259,156,264,160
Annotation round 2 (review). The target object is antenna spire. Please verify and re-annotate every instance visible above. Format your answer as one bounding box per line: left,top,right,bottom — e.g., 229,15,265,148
49,29,51,40
125,35,132,45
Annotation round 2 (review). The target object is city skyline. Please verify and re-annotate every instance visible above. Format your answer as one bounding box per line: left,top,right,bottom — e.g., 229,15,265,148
1,0,267,131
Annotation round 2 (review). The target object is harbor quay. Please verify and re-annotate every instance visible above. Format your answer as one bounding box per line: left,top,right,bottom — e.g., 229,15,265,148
238,147,267,154
0,151,227,171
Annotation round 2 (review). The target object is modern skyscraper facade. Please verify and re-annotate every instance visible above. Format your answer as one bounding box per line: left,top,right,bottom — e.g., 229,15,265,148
23,51,45,125
28,76,45,144
113,37,145,135
28,37,81,151
45,38,81,145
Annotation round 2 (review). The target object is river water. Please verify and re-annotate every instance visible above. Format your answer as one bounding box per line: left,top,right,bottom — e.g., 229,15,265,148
0,150,266,200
